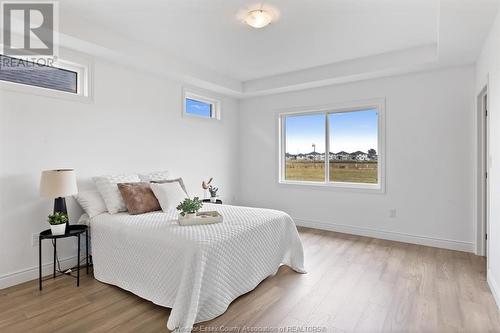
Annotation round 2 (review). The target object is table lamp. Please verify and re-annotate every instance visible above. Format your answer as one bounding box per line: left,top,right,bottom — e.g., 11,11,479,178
40,169,78,225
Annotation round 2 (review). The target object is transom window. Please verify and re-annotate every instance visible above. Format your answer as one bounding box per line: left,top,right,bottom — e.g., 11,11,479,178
0,54,88,96
279,100,384,190
183,91,220,120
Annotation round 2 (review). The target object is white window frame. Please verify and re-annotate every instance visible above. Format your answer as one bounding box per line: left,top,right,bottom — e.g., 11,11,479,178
183,90,221,120
278,98,386,192
0,48,93,103
53,58,88,96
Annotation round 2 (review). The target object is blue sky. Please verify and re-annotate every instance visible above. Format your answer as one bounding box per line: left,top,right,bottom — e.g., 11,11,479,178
285,109,378,154
186,98,212,117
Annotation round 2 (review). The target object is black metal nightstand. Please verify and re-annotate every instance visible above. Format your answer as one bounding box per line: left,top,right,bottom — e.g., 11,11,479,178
202,199,222,204
38,224,89,290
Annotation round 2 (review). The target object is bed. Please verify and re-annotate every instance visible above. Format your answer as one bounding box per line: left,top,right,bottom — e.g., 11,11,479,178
89,203,306,332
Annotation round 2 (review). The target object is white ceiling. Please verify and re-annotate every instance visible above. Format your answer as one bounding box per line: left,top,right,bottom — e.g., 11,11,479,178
59,0,500,97
62,0,439,81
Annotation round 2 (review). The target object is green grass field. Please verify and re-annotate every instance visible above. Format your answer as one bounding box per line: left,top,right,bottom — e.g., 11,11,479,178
285,160,378,183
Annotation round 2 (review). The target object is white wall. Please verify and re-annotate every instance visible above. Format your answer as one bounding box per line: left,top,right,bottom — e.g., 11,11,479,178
238,66,475,251
476,11,500,307
0,57,240,288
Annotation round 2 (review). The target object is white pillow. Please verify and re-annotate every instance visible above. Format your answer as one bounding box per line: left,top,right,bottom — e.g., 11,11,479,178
150,182,188,213
151,178,189,196
139,171,170,182
74,190,107,218
93,174,140,214
77,213,91,226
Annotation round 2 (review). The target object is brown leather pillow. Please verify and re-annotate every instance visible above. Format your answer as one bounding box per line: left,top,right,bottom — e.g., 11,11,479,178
117,182,161,215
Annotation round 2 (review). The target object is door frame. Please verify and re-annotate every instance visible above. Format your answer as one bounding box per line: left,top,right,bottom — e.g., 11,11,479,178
475,83,489,259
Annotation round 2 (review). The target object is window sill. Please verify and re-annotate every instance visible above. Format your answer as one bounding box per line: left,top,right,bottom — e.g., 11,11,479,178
278,180,385,193
0,81,93,103
182,112,219,121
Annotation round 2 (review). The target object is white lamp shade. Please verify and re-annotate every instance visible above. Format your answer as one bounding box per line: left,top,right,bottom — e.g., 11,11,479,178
40,169,78,198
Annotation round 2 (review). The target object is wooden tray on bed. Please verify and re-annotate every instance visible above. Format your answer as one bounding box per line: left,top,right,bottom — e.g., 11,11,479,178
178,211,223,226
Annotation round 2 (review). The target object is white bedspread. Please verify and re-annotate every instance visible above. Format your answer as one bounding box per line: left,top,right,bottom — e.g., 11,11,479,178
90,204,306,332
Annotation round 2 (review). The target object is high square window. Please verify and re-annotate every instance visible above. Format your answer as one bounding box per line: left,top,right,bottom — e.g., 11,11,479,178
0,54,88,96
183,91,220,120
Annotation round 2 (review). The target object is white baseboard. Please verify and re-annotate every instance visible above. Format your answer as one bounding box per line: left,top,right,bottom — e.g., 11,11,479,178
295,218,474,252
488,269,500,309
0,255,78,290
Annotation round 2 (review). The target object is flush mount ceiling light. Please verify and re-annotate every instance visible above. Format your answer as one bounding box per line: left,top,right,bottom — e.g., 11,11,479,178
245,9,273,28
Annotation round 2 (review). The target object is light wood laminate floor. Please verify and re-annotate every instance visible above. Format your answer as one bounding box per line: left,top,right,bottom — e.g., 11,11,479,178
1,227,499,332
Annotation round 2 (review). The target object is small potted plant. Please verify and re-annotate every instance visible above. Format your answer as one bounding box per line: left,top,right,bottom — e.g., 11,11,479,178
208,185,219,203
48,212,68,235
176,197,203,218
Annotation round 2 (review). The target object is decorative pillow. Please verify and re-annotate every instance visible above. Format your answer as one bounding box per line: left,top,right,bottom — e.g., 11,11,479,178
77,213,90,226
139,171,170,182
150,182,188,213
74,190,107,218
118,182,161,215
93,174,140,214
152,177,189,196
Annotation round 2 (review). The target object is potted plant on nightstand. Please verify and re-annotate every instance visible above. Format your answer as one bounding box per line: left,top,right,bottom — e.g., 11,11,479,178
177,197,203,218
208,185,219,203
48,212,68,235
202,178,220,203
